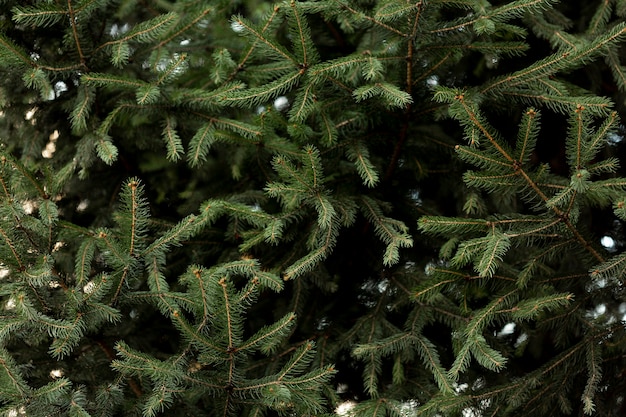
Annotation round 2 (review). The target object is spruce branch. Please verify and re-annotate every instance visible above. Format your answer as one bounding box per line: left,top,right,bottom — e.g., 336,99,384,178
429,0,558,34
476,231,511,278
334,1,408,36
161,115,184,162
414,273,464,303
286,0,319,68
67,0,86,68
283,224,338,280
1,154,48,199
0,34,34,67
172,84,246,111
288,81,317,123
0,226,24,270
346,139,380,187
482,22,626,94
318,109,339,146
360,196,413,266
309,54,384,80
581,341,602,414
152,6,214,51
239,312,296,354
110,12,179,46
94,134,118,165
374,0,424,23
589,251,626,281
462,170,519,193
70,85,95,134
228,5,283,82
135,84,161,105
1,1,626,415
219,70,304,107
511,293,574,320
502,91,613,116
0,347,29,397
155,53,188,85
605,48,626,91
353,82,413,108
433,90,607,263
187,122,216,168
230,15,297,64
81,72,146,89
418,216,490,236
11,4,66,28
516,108,540,164
470,333,508,372
586,0,613,36
415,334,456,394
30,378,73,410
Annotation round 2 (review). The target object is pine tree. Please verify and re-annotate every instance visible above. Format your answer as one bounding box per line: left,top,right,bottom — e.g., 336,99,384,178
1,0,626,416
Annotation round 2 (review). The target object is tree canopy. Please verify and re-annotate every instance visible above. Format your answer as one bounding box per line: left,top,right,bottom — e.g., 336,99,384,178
1,0,626,416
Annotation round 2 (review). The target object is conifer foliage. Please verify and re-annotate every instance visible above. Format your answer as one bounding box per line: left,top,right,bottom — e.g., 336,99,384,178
1,0,626,416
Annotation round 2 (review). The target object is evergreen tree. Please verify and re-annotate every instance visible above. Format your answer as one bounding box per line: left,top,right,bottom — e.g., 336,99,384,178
1,0,626,416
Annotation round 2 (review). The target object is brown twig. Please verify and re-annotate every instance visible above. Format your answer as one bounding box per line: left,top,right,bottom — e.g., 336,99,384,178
95,338,143,398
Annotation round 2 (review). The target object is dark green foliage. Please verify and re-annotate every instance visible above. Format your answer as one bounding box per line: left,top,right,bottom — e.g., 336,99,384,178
1,0,626,416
